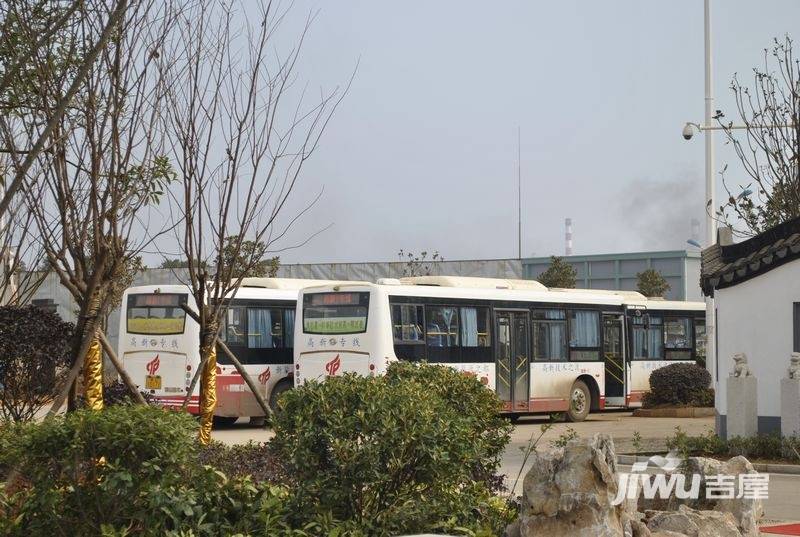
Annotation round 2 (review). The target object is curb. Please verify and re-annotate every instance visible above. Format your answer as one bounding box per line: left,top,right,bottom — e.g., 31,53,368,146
617,454,800,475
632,407,715,418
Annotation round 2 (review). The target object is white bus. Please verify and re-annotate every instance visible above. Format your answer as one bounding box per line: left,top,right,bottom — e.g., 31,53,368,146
294,276,705,421
118,278,333,425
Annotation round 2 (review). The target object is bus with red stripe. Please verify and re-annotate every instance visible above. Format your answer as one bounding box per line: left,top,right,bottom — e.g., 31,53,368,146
294,277,705,422
118,278,333,425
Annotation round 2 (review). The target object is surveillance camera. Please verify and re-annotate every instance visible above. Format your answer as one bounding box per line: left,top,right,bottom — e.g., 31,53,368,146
682,124,694,140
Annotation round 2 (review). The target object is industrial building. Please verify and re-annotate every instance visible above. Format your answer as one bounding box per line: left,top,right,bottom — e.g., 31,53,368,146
523,250,702,301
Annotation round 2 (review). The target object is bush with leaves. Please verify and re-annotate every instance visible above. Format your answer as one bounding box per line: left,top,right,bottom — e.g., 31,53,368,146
0,305,74,422
198,440,289,485
0,406,461,536
642,362,713,408
271,361,514,536
666,427,800,463
0,405,350,536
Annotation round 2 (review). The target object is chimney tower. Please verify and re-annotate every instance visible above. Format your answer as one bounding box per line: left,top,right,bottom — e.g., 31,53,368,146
565,218,573,256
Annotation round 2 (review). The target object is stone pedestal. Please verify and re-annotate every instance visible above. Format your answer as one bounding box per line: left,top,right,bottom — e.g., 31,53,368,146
781,377,800,437
726,376,757,438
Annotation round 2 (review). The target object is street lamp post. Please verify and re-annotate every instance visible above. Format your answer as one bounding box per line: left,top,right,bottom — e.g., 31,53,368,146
684,0,794,389
702,0,717,386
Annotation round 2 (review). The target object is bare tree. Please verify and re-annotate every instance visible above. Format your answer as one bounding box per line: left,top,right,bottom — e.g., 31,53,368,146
717,36,800,235
0,176,48,305
16,0,178,415
397,249,445,277
0,0,130,220
161,0,349,443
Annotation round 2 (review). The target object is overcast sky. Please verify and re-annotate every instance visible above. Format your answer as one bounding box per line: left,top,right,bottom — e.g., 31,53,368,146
252,1,800,264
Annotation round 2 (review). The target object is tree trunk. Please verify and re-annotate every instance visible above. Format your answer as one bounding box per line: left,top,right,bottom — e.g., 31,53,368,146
98,331,148,405
83,337,104,410
197,329,218,445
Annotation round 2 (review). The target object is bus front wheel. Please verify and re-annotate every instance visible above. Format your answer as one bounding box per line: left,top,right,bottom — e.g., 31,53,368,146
269,380,293,414
566,380,591,422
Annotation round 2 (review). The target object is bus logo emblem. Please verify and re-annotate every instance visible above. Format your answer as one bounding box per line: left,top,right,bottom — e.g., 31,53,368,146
258,368,271,384
326,354,341,376
146,355,160,376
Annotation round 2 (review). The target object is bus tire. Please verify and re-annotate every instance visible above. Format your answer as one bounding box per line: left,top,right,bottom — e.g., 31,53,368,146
566,380,591,422
212,415,238,428
269,380,293,414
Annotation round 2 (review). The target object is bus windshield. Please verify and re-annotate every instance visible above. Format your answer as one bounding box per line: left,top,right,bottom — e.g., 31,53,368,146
303,292,369,334
126,293,188,335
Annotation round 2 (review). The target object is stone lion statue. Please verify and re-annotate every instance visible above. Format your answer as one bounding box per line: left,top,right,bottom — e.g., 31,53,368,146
789,352,800,380
731,353,751,378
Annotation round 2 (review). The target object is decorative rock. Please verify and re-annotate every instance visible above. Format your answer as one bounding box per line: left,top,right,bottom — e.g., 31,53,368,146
645,511,698,536
637,456,762,537
510,436,759,537
678,505,741,537
684,457,762,537
518,434,625,537
629,518,651,537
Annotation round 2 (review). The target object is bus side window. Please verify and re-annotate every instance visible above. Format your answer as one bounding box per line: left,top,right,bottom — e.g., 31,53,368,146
664,317,692,360
391,303,425,362
284,309,295,348
225,306,246,347
248,308,283,349
694,319,706,366
425,305,460,363
532,309,567,361
460,306,491,364
632,315,663,359
568,310,600,361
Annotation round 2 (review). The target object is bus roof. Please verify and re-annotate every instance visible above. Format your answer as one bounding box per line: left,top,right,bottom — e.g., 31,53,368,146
240,277,344,290
123,278,349,302
300,276,705,311
398,275,548,291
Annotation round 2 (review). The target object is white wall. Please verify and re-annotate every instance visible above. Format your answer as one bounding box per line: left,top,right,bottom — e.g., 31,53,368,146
715,259,800,417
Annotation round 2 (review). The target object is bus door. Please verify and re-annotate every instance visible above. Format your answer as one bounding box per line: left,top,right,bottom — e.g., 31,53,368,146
603,313,625,406
495,310,530,412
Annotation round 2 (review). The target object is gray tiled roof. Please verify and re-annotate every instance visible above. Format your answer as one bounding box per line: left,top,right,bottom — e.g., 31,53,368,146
701,216,800,296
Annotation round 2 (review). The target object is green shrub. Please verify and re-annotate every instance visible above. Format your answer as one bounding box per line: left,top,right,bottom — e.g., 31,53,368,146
642,362,713,407
0,405,200,534
0,405,348,536
271,361,514,536
198,440,289,484
0,305,74,422
666,427,800,462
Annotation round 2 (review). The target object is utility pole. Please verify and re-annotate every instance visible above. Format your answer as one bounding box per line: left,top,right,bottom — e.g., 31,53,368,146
703,0,716,383
517,126,522,259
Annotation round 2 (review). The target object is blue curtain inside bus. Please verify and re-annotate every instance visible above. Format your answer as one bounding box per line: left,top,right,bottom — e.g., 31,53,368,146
284,310,295,348
570,310,599,347
633,316,663,358
460,307,478,346
533,309,567,360
248,308,273,348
